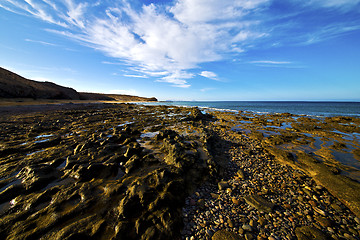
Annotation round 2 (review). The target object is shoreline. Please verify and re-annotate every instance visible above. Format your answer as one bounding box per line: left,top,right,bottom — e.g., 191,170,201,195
0,103,359,239
136,101,360,118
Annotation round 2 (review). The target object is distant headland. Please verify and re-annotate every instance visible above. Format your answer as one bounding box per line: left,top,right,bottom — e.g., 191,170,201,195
0,67,157,102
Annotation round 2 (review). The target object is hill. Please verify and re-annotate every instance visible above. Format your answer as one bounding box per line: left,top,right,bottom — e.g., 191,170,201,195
0,67,80,100
79,92,157,102
0,67,157,102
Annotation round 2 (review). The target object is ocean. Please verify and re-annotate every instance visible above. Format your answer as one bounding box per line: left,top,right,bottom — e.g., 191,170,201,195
140,101,360,117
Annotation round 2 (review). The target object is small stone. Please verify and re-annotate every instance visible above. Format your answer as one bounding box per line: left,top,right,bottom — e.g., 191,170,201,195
227,218,234,228
343,233,356,240
206,229,214,236
245,233,254,240
197,199,205,209
283,204,291,210
212,230,241,240
295,226,330,240
315,216,333,227
258,217,266,226
330,203,342,212
355,217,360,224
309,200,317,208
244,194,275,213
218,181,230,191
211,193,220,199
242,224,252,232
249,219,256,228
348,228,358,236
313,207,326,216
232,197,240,205
237,169,245,179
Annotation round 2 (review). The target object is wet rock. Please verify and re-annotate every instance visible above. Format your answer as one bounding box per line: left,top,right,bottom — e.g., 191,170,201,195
16,164,57,191
0,183,24,202
124,155,141,174
123,146,137,158
156,130,178,141
190,108,205,121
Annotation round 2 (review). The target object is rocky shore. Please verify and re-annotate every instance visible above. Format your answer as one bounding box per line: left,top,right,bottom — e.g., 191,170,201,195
0,103,359,240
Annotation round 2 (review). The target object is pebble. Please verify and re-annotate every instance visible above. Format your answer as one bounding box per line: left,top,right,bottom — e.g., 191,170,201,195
218,181,229,191
242,224,252,232
180,123,360,240
232,197,240,205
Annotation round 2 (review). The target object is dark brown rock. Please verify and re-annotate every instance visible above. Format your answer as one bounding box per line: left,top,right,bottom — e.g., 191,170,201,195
244,194,275,213
295,226,332,240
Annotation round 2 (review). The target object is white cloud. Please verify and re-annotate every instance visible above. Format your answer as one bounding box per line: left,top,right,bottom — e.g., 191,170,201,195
156,70,194,88
170,0,269,24
0,0,270,88
25,38,57,46
249,60,307,68
123,74,148,78
61,0,87,29
1,0,359,88
200,87,216,92
309,0,360,8
199,71,219,80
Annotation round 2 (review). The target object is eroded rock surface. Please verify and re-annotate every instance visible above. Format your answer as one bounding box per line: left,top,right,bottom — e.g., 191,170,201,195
0,104,224,240
1,103,360,240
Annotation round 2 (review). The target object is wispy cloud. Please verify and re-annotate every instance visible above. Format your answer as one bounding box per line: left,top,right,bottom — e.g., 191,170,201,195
0,0,271,87
302,23,360,45
25,38,57,46
199,71,219,81
249,60,306,68
307,0,360,9
200,87,216,92
1,0,359,87
123,74,148,78
250,60,292,65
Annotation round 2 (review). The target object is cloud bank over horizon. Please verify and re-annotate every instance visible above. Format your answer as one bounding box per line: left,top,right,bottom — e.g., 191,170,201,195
1,0,360,88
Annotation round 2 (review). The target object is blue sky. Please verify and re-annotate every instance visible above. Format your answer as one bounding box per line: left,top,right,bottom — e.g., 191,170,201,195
1,0,360,101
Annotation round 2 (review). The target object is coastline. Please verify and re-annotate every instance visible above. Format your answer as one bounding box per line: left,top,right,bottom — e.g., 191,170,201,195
0,102,359,239
140,101,360,117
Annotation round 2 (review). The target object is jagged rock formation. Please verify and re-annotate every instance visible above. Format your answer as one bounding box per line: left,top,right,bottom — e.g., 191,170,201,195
0,104,224,240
